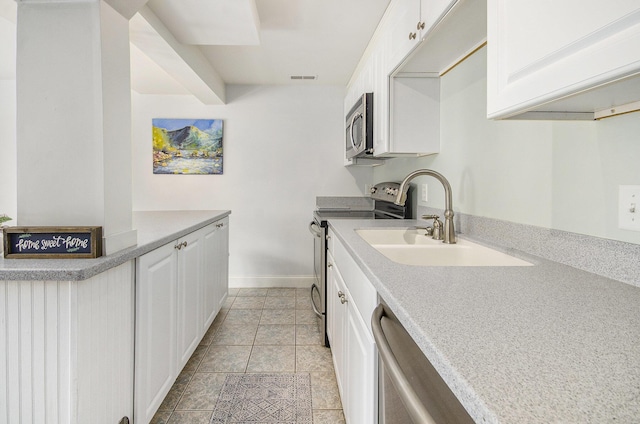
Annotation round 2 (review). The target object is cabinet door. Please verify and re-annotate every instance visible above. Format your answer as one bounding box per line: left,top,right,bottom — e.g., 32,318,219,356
419,0,456,39
202,218,229,330
329,261,348,399
135,244,178,424
487,0,640,118
176,230,202,370
345,302,377,424
387,0,422,71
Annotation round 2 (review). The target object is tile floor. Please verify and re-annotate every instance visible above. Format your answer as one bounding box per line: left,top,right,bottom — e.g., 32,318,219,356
150,287,345,424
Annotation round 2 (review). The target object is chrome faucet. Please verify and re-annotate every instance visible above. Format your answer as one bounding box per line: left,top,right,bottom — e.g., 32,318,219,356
394,169,456,244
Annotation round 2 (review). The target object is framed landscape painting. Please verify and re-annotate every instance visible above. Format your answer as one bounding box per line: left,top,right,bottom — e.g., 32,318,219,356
152,118,223,175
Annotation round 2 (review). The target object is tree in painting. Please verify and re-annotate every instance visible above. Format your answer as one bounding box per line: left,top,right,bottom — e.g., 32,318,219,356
152,118,223,175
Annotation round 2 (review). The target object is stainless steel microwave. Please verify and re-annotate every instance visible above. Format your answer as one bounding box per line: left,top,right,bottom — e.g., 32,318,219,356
345,92,373,159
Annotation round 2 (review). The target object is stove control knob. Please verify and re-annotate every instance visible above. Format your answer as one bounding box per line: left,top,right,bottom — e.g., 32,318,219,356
370,187,377,194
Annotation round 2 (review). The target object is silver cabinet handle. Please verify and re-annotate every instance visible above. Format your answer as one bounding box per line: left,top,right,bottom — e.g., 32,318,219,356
371,304,435,424
174,243,181,250
337,291,347,304
182,241,188,248
328,263,333,269
409,32,417,40
417,21,425,30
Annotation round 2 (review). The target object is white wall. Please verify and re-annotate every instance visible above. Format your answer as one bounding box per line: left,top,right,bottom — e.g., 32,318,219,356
0,15,16,222
374,47,640,245
132,85,372,284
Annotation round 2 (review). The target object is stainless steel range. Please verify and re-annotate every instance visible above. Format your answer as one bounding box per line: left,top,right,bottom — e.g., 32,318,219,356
308,182,412,347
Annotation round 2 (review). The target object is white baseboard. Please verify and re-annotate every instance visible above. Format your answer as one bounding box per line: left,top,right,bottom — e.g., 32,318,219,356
229,276,314,289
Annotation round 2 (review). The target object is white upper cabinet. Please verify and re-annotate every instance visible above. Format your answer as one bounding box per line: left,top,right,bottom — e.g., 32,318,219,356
487,0,640,119
344,0,486,162
387,0,422,72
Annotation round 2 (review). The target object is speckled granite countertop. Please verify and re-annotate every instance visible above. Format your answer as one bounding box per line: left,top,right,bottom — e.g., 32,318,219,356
0,210,230,281
329,218,640,424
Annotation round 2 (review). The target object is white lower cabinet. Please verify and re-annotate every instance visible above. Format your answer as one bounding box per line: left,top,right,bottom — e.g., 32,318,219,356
327,232,378,424
135,217,229,424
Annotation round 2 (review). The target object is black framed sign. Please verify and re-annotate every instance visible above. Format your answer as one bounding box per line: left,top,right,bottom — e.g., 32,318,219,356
2,227,103,259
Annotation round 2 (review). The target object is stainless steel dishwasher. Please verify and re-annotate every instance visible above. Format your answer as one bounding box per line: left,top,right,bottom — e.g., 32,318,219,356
372,302,474,424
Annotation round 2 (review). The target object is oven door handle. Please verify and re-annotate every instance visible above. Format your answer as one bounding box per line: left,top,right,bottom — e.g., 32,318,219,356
310,284,323,318
372,303,436,424
309,221,322,237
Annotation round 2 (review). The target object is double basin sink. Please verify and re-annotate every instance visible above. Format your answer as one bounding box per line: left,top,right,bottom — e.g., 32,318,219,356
357,228,532,267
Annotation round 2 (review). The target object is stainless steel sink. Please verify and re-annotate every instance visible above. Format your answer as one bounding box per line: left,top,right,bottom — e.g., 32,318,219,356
356,228,532,267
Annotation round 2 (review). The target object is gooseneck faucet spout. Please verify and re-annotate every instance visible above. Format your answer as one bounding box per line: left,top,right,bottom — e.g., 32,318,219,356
394,169,456,244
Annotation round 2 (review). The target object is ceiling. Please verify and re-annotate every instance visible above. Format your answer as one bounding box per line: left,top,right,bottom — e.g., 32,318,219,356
138,0,391,92
1,0,390,102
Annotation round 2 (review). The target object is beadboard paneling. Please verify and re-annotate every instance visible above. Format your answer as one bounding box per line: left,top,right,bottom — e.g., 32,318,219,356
0,261,134,424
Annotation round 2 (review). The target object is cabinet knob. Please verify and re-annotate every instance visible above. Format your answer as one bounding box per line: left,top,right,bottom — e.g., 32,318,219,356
182,241,188,248
417,21,425,30
409,32,417,40
328,263,333,268
340,294,348,304
174,243,181,250
326,235,331,241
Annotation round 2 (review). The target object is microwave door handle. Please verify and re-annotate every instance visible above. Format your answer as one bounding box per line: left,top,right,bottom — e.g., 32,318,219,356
349,112,361,151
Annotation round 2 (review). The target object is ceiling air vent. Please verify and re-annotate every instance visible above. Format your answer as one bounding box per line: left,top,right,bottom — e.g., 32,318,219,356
290,75,318,80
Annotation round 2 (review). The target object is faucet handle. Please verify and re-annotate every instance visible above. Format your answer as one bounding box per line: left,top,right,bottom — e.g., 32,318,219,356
421,215,443,240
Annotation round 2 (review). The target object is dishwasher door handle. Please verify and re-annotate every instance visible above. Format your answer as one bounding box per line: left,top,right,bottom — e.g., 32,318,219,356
372,303,436,424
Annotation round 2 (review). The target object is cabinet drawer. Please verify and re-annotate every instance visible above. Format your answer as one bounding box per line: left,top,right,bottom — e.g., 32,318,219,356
333,236,377,334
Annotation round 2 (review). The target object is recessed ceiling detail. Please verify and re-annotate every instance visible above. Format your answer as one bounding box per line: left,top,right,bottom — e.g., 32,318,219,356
147,0,261,46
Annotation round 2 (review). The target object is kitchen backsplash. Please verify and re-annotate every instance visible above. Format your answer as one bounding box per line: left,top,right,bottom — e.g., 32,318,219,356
316,196,373,211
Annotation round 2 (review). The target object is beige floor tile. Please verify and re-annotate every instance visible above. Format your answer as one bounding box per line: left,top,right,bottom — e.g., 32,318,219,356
295,293,313,310
310,372,343,409
296,345,334,372
166,410,212,424
267,287,296,297
230,296,265,309
254,324,295,345
260,309,295,325
198,345,251,373
263,296,296,309
156,286,345,421
149,410,172,424
296,324,322,345
237,288,268,297
313,409,346,424
222,309,262,325
246,345,296,372
157,370,193,411
182,345,208,373
211,323,258,346
175,372,228,410
296,308,318,324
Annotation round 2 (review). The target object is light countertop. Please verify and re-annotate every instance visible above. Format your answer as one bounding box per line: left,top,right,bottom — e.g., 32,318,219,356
329,218,640,423
0,210,230,281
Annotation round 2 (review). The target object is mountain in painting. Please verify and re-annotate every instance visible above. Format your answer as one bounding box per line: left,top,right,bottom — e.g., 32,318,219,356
155,125,222,153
